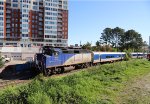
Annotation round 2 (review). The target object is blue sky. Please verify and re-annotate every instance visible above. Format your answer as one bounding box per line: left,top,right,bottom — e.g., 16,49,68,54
68,0,150,46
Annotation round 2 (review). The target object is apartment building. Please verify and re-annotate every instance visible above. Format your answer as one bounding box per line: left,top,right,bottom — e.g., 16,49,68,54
0,0,68,47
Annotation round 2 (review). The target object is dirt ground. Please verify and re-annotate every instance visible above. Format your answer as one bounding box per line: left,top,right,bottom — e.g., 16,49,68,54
118,72,150,104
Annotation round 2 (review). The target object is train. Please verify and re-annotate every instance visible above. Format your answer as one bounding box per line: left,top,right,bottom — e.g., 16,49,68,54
130,52,147,58
147,53,150,60
35,46,146,76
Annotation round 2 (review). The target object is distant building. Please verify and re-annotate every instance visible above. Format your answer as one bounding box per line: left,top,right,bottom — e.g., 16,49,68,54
0,0,68,47
142,45,149,52
0,47,40,60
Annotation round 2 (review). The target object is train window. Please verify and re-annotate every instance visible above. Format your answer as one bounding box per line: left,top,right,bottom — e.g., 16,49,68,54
74,50,79,53
62,50,74,54
62,51,68,53
111,56,114,58
43,49,53,56
106,56,114,58
106,56,110,58
68,50,74,54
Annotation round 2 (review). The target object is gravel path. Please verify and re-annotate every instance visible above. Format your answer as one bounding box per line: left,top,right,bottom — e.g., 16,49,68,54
118,72,150,104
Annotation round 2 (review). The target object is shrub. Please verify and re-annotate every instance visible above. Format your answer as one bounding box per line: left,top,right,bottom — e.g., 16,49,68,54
124,53,130,61
27,92,52,104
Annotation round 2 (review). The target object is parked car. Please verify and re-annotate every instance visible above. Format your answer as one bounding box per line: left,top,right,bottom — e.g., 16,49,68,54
1,56,11,63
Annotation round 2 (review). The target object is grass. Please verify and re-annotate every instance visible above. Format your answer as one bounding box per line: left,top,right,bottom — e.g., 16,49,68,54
0,59,150,104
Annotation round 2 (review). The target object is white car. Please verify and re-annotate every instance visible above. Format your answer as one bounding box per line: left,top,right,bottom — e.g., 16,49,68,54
1,56,11,63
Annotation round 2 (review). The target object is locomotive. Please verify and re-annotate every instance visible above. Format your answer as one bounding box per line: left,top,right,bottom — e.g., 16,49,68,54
35,46,146,76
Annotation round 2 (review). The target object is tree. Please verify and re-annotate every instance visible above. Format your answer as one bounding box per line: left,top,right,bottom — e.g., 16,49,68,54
99,28,144,52
82,42,92,50
100,27,125,51
111,27,125,51
100,28,112,45
121,30,143,52
95,41,100,47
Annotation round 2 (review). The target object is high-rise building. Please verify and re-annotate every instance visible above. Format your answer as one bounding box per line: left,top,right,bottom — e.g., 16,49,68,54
0,0,68,47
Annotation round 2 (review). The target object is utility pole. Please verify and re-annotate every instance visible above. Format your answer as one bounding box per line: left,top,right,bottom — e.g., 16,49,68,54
149,36,150,52
80,41,82,47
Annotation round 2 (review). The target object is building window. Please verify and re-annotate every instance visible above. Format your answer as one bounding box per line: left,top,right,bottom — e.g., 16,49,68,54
13,0,18,2
0,22,3,26
0,33,3,36
33,2,38,5
13,4,18,7
33,6,38,10
0,2,3,5
0,7,3,10
0,12,3,15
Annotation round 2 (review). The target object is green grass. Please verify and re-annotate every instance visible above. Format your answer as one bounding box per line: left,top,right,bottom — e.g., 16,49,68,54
0,59,150,104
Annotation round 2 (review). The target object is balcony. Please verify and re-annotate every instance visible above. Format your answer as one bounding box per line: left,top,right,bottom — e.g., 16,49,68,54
39,23,43,26
57,33,62,36
39,9,44,12
6,16,11,18
6,20,10,23
39,18,43,21
6,11,11,13
57,24,62,27
6,26,10,28
6,5,11,8
39,32,43,35
6,0,11,3
58,28,62,31
58,15,62,18
39,14,43,16
58,13,62,18
57,19,62,22
6,31,10,33
59,5,62,8
39,28,43,30
58,10,62,14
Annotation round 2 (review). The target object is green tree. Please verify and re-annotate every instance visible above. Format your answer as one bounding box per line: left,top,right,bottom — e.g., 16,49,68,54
96,41,100,47
82,42,92,50
100,28,112,45
111,27,125,51
123,30,143,52
99,28,144,52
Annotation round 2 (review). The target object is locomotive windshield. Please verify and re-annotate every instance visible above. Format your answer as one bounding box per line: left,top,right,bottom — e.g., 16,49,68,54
42,47,53,56
43,49,52,56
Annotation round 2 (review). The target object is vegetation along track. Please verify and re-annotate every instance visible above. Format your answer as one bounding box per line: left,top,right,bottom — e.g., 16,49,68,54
0,59,144,89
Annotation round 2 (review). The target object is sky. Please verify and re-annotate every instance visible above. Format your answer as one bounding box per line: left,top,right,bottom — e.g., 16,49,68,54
68,0,150,46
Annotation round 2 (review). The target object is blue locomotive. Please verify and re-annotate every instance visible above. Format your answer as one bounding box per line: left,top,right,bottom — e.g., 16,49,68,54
35,46,127,76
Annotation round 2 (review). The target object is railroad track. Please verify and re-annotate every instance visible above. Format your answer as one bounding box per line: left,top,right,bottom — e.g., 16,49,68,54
0,79,30,88
0,66,99,88
0,72,34,89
